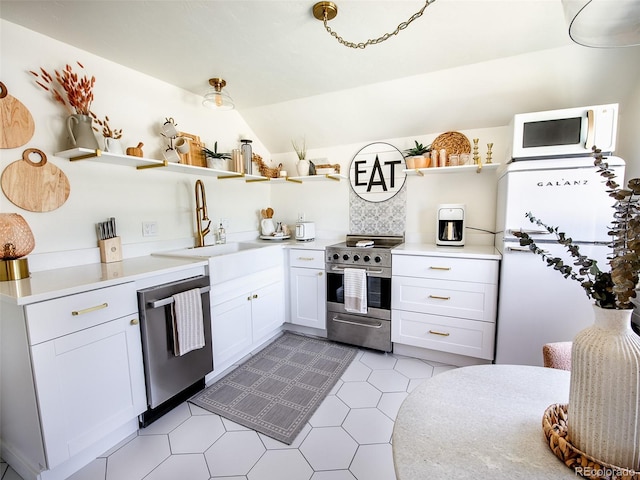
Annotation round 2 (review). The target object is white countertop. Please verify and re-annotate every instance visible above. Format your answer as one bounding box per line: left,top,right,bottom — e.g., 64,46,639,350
393,243,501,260
392,364,572,479
0,255,208,305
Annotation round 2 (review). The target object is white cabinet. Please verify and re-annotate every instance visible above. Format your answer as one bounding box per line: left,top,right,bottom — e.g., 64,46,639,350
1,282,146,479
288,249,326,330
30,315,146,468
210,267,285,372
392,253,499,361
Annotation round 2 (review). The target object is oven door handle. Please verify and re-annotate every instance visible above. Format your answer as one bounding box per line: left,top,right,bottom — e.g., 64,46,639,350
331,316,383,329
330,266,385,275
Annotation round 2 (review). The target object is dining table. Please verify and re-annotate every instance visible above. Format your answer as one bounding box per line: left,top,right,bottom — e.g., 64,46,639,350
392,364,576,479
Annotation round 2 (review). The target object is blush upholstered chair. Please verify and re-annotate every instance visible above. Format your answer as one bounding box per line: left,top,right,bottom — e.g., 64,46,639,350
542,342,572,371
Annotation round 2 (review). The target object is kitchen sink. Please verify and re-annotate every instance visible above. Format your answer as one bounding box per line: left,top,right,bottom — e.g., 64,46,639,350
153,241,283,284
160,242,262,258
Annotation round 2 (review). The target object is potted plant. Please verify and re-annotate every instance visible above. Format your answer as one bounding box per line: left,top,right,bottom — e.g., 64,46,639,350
514,147,640,471
292,138,310,176
31,61,99,150
203,142,231,169
404,141,431,169
90,113,123,154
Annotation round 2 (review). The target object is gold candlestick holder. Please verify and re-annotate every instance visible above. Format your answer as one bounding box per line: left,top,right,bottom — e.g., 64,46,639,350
486,143,493,164
472,138,480,165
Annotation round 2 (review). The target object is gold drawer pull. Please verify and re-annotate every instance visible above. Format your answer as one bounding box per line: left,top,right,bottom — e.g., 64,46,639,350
298,256,315,261
253,294,258,299
429,266,451,271
130,318,139,325
429,330,450,337
72,302,108,316
318,272,323,276
429,295,450,300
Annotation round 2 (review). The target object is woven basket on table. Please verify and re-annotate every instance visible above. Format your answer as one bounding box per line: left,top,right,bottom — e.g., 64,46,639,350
431,131,471,157
542,403,639,480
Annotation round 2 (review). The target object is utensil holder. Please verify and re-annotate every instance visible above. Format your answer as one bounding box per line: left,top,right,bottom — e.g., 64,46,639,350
99,236,122,263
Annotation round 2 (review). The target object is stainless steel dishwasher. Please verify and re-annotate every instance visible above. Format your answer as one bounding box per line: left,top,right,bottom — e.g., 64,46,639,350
137,275,213,426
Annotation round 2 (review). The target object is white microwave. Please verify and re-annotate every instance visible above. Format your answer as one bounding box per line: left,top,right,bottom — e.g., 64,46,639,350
509,103,618,161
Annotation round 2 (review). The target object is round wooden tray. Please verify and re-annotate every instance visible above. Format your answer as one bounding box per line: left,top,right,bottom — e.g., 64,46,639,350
431,131,471,155
542,403,639,479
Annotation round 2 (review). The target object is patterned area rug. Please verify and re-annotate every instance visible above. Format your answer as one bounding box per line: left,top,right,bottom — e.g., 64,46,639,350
190,332,357,444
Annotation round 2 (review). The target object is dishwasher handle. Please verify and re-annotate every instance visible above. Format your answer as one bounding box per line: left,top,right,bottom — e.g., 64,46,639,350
148,286,211,309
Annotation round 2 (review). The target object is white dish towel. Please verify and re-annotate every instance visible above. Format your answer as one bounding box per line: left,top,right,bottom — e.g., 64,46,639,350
344,268,368,314
171,288,205,356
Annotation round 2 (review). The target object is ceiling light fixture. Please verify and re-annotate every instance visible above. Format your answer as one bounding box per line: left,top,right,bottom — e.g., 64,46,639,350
312,0,436,49
561,0,640,47
202,78,234,110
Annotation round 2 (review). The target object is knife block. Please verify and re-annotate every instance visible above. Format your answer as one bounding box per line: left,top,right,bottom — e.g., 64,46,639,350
99,236,122,263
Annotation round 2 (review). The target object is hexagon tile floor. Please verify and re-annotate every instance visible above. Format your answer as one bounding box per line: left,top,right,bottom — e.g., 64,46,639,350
0,349,456,480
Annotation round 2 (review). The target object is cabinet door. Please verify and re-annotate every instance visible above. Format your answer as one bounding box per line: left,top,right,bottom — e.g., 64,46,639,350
212,293,253,366
252,281,285,342
289,267,326,329
30,315,146,468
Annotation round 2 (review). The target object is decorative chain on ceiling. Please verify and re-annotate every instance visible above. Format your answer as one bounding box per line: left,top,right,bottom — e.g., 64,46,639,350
313,0,437,49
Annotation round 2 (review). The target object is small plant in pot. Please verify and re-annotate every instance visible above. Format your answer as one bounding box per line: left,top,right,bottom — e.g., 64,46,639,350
404,141,431,169
515,147,640,472
203,142,231,169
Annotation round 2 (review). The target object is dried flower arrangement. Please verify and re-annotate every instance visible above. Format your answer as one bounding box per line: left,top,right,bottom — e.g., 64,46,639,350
90,113,123,139
292,138,307,160
31,61,95,116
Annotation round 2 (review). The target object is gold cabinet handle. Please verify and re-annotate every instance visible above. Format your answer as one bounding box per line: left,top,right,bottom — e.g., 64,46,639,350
429,330,450,337
130,318,139,325
429,266,451,271
247,296,252,301
252,294,258,299
318,272,323,276
72,303,108,316
428,295,450,300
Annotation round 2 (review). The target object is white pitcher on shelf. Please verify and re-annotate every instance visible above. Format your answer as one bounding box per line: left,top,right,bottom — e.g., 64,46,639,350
261,218,275,236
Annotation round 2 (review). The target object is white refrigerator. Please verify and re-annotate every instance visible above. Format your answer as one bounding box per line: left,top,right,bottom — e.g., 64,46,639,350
494,156,625,365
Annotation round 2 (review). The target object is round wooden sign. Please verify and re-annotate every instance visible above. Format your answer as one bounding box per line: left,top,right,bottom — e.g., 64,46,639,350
349,142,406,203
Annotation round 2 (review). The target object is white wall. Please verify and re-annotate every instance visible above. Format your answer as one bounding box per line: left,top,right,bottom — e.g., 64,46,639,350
2,19,639,267
0,20,270,262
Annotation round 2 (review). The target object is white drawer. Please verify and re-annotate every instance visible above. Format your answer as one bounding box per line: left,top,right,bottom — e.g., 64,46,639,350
26,282,137,345
392,276,497,322
392,309,495,360
393,255,498,284
289,249,325,269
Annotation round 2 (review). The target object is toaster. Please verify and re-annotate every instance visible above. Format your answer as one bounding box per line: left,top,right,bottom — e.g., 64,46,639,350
295,221,316,241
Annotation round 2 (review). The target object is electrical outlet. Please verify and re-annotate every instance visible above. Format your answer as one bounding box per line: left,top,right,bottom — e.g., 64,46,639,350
142,221,158,237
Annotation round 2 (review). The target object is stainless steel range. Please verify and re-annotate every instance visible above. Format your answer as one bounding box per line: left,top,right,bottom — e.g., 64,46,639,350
325,234,404,352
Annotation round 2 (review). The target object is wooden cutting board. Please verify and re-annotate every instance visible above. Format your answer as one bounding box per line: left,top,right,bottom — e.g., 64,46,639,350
1,148,70,212
0,82,35,149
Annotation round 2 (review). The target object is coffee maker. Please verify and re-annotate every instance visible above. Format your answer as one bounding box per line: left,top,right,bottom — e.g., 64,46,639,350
436,204,465,246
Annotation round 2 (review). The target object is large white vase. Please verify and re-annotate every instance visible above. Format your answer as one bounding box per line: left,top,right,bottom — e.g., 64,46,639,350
568,304,640,470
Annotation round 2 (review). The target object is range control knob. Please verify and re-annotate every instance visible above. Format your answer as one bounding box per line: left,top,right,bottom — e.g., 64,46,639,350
374,256,382,263
363,255,371,262
353,254,360,261
343,254,350,261
332,253,339,260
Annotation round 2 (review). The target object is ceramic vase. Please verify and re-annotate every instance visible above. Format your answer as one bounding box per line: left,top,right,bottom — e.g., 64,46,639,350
568,304,640,470
104,137,123,155
297,159,310,176
66,114,99,150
